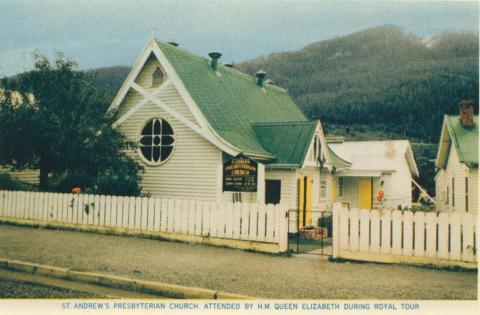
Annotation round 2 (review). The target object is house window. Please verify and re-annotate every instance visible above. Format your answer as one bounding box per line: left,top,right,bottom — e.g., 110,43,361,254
320,179,327,199
465,177,469,212
152,67,165,87
338,177,344,197
451,177,455,207
310,135,322,163
232,192,242,203
265,180,281,205
138,118,174,165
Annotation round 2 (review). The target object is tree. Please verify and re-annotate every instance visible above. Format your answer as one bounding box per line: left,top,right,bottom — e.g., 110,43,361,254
0,53,143,195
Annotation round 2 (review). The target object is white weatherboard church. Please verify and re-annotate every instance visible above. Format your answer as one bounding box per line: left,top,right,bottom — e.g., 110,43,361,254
108,38,419,227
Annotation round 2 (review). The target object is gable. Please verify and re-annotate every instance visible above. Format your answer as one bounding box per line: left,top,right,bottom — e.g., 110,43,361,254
134,53,166,90
303,122,351,169
112,52,200,128
437,115,479,169
252,121,316,166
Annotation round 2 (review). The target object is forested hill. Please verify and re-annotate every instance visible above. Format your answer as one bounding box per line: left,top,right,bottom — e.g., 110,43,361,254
236,26,478,143
8,26,476,144
85,66,130,105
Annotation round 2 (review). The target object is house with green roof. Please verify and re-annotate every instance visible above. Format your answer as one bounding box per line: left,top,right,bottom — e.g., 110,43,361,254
435,100,478,213
107,38,383,225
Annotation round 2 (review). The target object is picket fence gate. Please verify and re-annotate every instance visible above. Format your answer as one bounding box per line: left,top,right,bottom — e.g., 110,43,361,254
0,190,288,252
332,204,478,266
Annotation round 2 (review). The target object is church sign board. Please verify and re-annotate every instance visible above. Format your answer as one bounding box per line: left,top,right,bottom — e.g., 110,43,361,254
223,153,258,192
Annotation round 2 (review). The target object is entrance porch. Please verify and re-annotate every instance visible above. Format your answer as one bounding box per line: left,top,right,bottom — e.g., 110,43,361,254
333,171,386,210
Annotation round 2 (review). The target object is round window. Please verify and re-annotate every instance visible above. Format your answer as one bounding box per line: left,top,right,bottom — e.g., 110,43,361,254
138,118,175,165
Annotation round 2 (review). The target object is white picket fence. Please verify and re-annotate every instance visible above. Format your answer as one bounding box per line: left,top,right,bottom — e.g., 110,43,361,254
332,204,478,266
0,190,288,252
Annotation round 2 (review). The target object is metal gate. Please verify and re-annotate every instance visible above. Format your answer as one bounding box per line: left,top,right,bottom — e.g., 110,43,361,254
288,209,333,256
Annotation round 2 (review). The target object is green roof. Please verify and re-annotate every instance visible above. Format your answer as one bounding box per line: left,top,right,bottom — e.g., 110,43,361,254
327,146,352,168
156,40,308,158
445,115,479,167
252,121,316,165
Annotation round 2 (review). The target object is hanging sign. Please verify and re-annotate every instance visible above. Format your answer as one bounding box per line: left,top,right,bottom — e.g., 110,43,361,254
222,153,258,192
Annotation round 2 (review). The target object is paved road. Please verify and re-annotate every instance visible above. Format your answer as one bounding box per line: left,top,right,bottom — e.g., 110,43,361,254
0,224,476,299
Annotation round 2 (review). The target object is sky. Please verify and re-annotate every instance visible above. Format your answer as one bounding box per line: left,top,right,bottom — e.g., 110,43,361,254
0,0,478,76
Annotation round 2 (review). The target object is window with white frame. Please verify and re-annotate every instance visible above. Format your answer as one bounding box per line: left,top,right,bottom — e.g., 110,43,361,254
320,179,327,199
138,118,174,165
338,177,344,197
310,135,321,163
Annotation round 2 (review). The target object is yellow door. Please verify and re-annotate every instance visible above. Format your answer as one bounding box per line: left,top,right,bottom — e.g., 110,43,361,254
359,180,372,209
298,176,305,227
298,176,313,227
305,177,313,226
332,178,337,202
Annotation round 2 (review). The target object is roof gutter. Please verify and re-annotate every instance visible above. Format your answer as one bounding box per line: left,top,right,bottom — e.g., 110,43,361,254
265,164,300,170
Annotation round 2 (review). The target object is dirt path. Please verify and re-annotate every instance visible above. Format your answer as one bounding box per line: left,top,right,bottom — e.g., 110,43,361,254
0,224,476,299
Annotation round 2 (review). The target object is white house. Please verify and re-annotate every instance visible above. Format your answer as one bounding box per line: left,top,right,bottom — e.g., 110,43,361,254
328,140,419,210
107,38,420,228
435,100,478,213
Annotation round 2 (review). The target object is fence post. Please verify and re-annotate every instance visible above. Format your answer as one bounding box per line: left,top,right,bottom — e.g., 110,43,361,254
332,203,341,259
278,205,289,253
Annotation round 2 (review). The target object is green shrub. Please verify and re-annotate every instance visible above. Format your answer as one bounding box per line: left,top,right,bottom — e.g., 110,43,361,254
410,203,436,212
318,214,333,236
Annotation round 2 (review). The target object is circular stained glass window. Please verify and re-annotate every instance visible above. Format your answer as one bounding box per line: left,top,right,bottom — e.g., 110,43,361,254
138,118,175,165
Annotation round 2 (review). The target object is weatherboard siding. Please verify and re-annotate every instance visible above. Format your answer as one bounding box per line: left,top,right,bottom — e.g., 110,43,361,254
118,101,220,200
115,89,142,119
435,145,472,213
265,169,297,209
447,145,469,212
385,156,413,209
435,169,447,211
